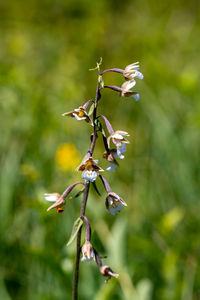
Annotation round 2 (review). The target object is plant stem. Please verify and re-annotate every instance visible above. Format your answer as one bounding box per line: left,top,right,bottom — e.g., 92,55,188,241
72,74,100,300
100,68,124,75
72,183,90,300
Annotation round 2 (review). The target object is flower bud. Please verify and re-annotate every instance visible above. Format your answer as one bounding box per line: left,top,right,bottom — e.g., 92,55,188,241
81,241,95,262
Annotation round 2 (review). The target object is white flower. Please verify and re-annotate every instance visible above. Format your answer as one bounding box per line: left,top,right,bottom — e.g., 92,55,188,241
106,163,117,172
107,130,130,148
81,241,95,262
124,62,144,81
121,80,136,97
105,192,127,215
82,170,98,183
62,106,92,124
116,143,127,159
44,193,65,212
77,157,103,183
107,131,129,159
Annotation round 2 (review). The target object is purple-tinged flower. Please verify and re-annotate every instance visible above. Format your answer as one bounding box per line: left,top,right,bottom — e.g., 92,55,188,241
81,241,95,262
100,265,119,282
62,106,92,124
107,131,130,160
77,157,104,183
105,192,127,215
121,80,137,97
120,78,141,101
124,62,144,81
44,193,65,212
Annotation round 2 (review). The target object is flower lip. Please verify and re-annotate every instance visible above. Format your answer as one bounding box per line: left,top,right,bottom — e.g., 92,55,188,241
133,93,140,101
82,170,98,183
106,163,117,172
116,143,127,159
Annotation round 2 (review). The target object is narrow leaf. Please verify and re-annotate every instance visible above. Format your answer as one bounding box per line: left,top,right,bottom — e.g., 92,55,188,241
68,188,85,200
88,103,95,116
92,181,101,196
66,217,83,246
95,119,106,136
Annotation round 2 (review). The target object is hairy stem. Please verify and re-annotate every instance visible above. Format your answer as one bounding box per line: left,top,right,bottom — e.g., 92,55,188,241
72,73,100,300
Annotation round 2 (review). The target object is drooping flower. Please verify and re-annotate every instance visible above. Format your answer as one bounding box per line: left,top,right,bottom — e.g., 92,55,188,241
44,193,65,212
105,192,127,215
103,149,119,172
107,131,130,160
100,265,119,282
121,80,140,101
62,106,92,124
77,157,104,183
124,62,144,81
81,241,95,262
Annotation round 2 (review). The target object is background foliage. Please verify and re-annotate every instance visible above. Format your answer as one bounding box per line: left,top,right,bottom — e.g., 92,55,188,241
0,0,200,299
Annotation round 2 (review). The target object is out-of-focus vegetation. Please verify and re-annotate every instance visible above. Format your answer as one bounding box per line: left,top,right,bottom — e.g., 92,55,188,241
0,0,200,299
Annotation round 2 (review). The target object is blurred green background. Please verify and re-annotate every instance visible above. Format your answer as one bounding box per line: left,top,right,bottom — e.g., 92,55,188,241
0,0,200,299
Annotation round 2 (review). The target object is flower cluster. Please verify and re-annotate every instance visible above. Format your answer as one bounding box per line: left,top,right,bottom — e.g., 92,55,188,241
44,61,143,288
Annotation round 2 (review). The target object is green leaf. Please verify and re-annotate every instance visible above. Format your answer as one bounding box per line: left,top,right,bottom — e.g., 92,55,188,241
68,188,85,200
88,103,95,116
92,181,101,196
98,75,104,88
66,217,83,246
95,119,106,136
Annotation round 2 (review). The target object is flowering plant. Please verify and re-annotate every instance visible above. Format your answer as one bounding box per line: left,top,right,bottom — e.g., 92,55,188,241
45,59,143,299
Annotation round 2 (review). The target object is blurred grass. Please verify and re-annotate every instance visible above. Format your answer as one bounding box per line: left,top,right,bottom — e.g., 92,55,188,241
0,0,200,299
